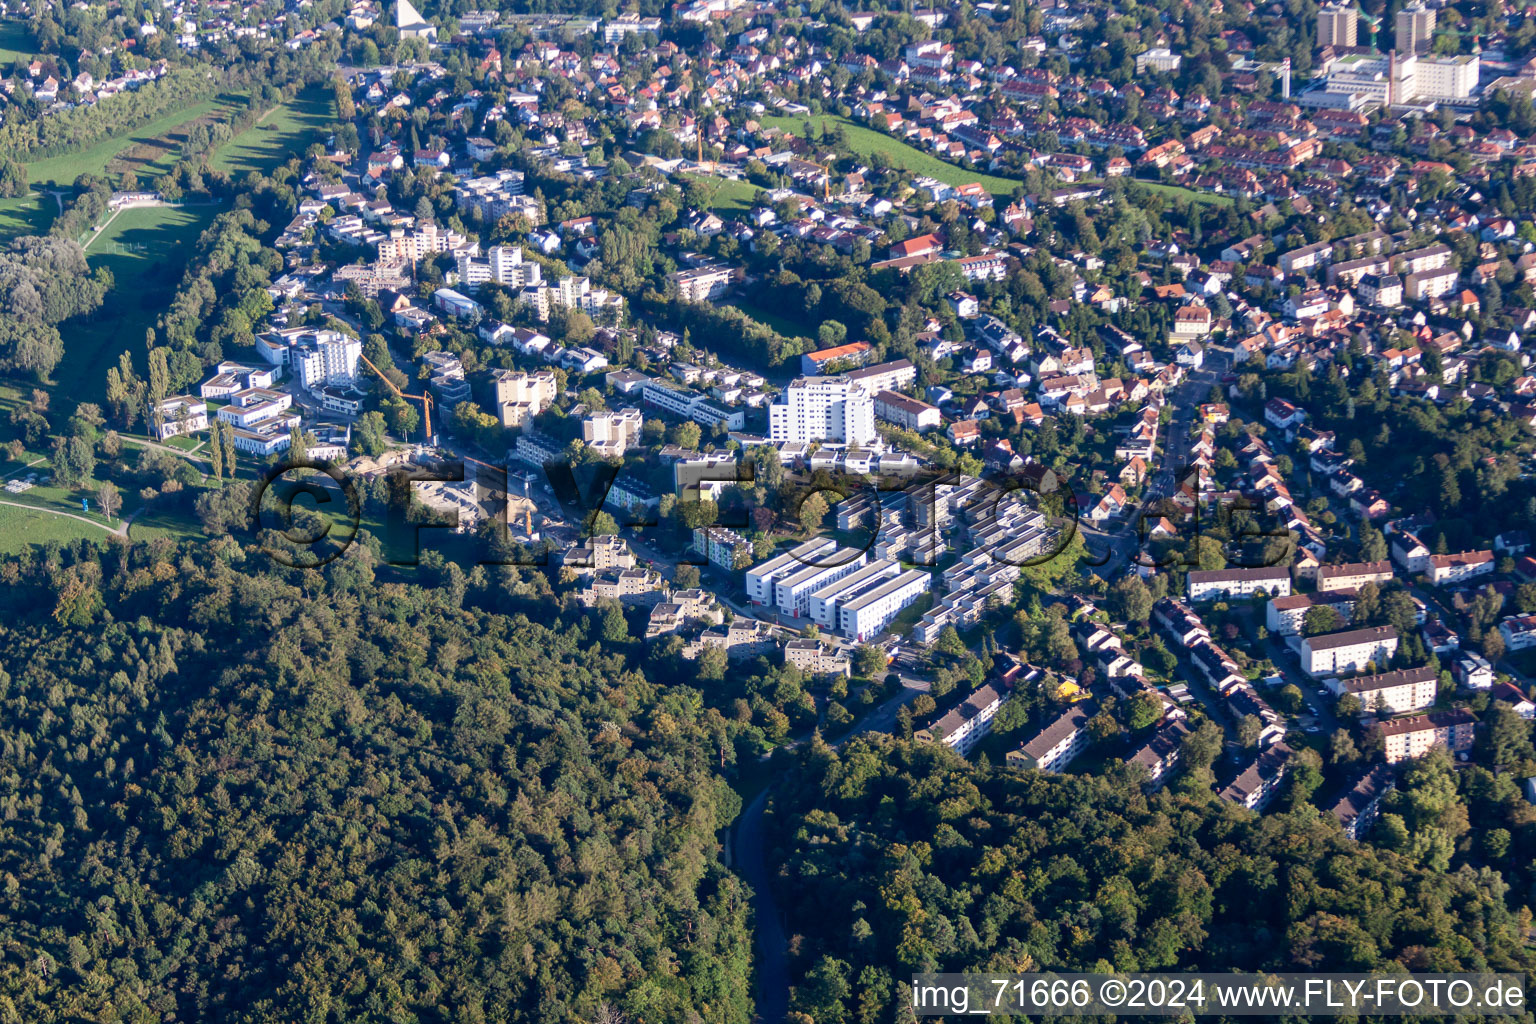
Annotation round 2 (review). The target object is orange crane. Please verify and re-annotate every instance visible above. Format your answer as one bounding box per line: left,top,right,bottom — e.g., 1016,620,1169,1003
359,350,435,441
355,350,536,533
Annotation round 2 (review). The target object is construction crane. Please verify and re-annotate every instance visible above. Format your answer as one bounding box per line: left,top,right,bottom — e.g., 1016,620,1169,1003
359,350,435,442
355,350,536,534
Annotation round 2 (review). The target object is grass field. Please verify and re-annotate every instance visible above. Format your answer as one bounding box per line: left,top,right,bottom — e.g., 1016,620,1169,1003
65,204,218,401
762,112,1232,206
210,88,335,177
0,20,34,64
0,193,53,239
126,502,204,544
0,503,108,553
762,113,1025,195
729,298,812,340
680,172,762,216
25,97,227,187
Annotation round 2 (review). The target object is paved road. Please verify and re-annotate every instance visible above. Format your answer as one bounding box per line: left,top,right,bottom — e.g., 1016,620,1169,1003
733,789,789,1024
0,498,135,537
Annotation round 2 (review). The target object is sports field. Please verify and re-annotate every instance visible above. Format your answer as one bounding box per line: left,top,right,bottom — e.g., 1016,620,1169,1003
67,204,218,400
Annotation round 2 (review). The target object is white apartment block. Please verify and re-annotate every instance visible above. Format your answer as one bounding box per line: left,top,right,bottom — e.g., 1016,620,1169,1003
768,376,877,446
520,276,624,323
1220,743,1293,810
583,408,644,455
1302,625,1399,677
671,265,737,302
1380,709,1476,764
1008,704,1093,772
837,568,930,640
846,359,918,395
746,538,838,605
874,390,942,432
1326,665,1437,714
493,370,557,429
255,328,360,392
1266,590,1356,636
916,684,1003,755
1316,560,1393,592
784,637,850,676
1187,567,1292,603
693,526,752,571
1427,551,1494,585
808,560,902,630
217,387,294,428
775,550,869,617
454,169,541,222
455,244,543,290
152,396,208,440
376,221,470,264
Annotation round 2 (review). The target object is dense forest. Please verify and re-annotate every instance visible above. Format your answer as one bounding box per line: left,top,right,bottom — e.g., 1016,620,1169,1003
768,736,1536,1024
0,537,752,1024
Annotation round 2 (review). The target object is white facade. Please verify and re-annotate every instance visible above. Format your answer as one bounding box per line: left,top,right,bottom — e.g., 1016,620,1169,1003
255,328,361,392
1302,626,1399,677
774,551,868,616
456,245,543,289
837,568,931,640
768,376,877,445
746,538,838,604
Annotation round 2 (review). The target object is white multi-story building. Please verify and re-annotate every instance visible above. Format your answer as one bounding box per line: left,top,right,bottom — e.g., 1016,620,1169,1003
376,221,469,264
1326,665,1437,714
1220,743,1293,810
916,684,1003,755
1427,551,1495,586
671,265,737,302
1380,709,1476,763
1302,625,1399,677
493,370,558,429
775,550,869,617
784,637,851,676
520,275,624,323
1009,704,1094,772
152,396,207,440
583,408,644,455
1266,590,1357,636
1187,567,1292,603
1316,560,1393,592
455,245,543,290
768,376,877,445
255,328,362,392
693,526,752,571
873,390,942,432
807,560,902,630
217,387,294,428
746,538,838,605
837,568,930,640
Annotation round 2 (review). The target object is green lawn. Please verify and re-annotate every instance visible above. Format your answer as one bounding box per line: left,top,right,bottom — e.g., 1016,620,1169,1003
126,501,205,544
210,88,335,177
762,112,1232,206
762,113,1024,196
680,172,762,216
0,21,34,64
0,502,108,554
729,298,812,341
63,203,219,402
0,192,53,240
25,97,226,187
